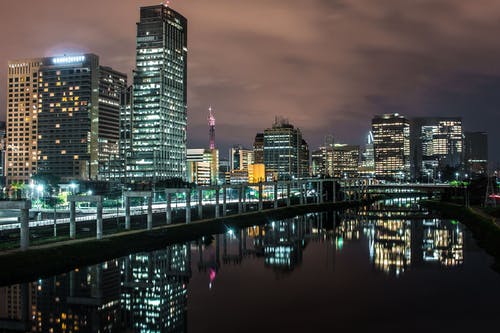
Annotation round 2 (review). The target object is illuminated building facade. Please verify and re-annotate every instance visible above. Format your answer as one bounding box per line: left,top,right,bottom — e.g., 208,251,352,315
411,117,463,181
464,131,488,178
229,145,253,183
6,55,125,184
186,148,219,185
6,58,44,186
128,4,188,182
372,113,410,181
333,143,359,178
0,121,5,187
310,136,335,177
263,117,304,180
36,54,126,181
253,133,264,164
359,131,375,178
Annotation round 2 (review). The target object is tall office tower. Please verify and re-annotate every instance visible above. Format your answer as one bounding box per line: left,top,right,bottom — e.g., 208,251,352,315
359,132,375,178
299,139,310,178
186,148,219,185
464,132,488,177
36,54,126,182
208,106,215,150
410,117,463,181
372,113,410,181
6,58,44,186
129,4,188,182
0,121,6,187
333,144,360,178
263,117,304,180
229,145,254,172
97,66,127,179
109,85,134,182
253,133,264,164
311,149,323,176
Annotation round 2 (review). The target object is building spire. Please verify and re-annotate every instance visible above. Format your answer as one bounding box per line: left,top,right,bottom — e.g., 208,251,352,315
208,106,216,150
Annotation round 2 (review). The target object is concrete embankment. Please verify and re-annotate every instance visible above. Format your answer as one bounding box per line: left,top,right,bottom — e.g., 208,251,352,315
0,199,375,286
422,200,500,272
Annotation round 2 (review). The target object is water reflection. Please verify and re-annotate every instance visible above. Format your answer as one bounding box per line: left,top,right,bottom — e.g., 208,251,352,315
0,198,468,332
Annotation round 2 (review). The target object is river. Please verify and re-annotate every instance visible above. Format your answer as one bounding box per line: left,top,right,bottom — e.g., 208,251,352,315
1,197,499,332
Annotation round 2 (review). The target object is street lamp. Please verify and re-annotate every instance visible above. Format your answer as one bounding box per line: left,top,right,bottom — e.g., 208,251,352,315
455,172,459,181
70,183,77,194
426,171,431,184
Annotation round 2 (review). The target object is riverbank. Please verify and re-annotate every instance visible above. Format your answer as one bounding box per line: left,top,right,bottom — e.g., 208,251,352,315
421,200,500,272
0,199,377,286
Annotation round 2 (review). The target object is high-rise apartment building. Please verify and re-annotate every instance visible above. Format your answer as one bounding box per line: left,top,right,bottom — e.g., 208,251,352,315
372,113,410,181
128,4,188,182
464,132,488,177
263,117,304,180
6,55,125,184
0,121,6,187
359,132,375,178
6,59,43,186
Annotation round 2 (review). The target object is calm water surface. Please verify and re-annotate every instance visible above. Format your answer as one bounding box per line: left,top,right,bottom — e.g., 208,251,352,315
1,198,499,332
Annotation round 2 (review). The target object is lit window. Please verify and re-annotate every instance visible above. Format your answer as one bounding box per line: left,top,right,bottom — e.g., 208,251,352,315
61,150,66,154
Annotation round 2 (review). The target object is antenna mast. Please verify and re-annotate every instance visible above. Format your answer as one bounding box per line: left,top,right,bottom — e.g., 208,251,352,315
208,106,216,150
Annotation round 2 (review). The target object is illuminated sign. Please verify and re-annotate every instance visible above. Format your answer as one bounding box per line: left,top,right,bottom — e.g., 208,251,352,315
52,55,85,64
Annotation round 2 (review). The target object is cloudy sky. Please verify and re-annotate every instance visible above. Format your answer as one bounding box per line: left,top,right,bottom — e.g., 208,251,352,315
0,0,499,163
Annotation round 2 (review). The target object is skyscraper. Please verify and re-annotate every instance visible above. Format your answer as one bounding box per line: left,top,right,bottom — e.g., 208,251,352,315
410,117,463,181
253,133,264,164
128,4,188,182
372,113,410,181
6,58,43,186
263,117,304,180
208,106,215,150
6,55,126,184
333,143,360,178
464,131,488,177
37,54,126,181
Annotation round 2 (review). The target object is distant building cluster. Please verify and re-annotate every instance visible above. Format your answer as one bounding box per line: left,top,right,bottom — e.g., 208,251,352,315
1,4,490,192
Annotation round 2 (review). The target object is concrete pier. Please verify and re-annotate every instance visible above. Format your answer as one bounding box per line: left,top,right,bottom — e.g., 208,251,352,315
124,196,131,230
215,186,220,218
186,189,191,223
198,189,203,219
166,192,172,224
68,195,104,240
274,182,278,209
223,186,227,216
258,182,263,211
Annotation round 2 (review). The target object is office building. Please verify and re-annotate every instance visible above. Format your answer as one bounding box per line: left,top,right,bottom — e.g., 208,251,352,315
0,121,5,187
333,144,360,178
372,113,410,181
253,133,264,164
6,58,43,186
464,131,488,177
128,4,188,182
359,131,375,178
263,117,304,180
6,55,126,184
410,117,463,181
186,148,219,185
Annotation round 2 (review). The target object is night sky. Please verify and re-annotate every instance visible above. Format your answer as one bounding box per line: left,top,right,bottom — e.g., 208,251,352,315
0,0,499,163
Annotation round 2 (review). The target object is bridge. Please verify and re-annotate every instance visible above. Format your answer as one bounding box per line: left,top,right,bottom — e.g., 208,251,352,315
0,179,455,252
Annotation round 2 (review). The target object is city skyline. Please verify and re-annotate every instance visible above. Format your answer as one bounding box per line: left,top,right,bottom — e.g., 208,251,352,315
0,0,498,163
